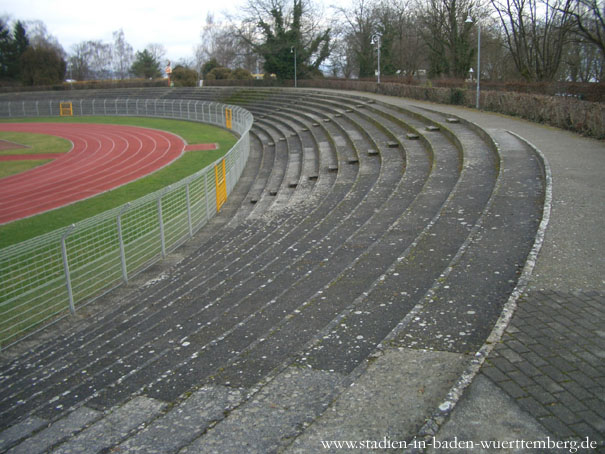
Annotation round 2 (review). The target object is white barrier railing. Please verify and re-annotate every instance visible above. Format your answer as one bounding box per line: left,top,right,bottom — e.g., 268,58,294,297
0,98,253,349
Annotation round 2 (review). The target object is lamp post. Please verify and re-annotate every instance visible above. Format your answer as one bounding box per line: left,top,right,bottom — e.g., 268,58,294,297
290,46,297,88
465,14,481,109
372,35,381,84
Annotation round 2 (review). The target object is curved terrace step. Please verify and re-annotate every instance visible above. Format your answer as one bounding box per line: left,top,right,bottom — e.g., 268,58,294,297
0,89,396,412
0,88,546,454
0,91,372,412
0,91,438,398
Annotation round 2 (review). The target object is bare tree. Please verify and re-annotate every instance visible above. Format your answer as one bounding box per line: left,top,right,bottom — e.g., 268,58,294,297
419,0,477,78
196,13,258,72
377,0,425,77
490,0,575,81
561,36,603,81
559,0,604,81
70,40,113,80
564,0,605,56
68,42,92,80
112,29,133,79
476,21,518,80
146,43,167,64
23,20,65,55
324,15,358,77
198,13,224,65
334,0,379,78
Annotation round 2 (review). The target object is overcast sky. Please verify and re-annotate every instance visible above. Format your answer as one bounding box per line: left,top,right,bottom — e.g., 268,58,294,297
1,0,244,63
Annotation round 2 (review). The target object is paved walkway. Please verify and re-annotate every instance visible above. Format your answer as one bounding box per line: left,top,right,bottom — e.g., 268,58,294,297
352,93,605,453
482,290,605,441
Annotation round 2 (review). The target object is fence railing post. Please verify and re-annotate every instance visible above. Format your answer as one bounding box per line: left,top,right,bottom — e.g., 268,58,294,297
158,198,166,259
61,224,77,315
117,203,131,284
204,172,210,221
158,186,171,258
186,183,193,238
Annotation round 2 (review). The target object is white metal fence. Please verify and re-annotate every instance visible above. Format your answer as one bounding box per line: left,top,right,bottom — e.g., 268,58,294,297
0,98,253,349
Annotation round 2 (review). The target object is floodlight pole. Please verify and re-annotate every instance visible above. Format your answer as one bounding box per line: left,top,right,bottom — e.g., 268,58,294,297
476,23,481,109
466,14,481,109
372,35,381,84
291,47,297,88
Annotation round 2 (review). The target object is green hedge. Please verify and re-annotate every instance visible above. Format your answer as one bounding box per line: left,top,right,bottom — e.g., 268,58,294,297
296,79,605,139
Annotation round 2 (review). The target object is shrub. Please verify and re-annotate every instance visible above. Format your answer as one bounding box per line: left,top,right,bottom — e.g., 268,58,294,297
171,66,198,87
449,88,465,105
231,68,253,80
206,67,232,80
292,78,604,139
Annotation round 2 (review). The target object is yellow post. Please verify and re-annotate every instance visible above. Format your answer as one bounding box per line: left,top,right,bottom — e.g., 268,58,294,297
215,159,227,212
225,108,233,129
60,102,73,117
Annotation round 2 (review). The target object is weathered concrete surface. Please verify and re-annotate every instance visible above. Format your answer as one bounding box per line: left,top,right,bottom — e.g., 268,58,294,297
286,348,467,453
344,91,604,451
426,375,553,454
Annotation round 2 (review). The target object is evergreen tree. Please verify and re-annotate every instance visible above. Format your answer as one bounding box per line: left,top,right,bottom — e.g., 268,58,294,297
201,58,220,79
421,0,475,79
20,45,66,85
9,21,29,80
131,49,162,79
13,21,29,56
0,20,11,79
0,20,30,81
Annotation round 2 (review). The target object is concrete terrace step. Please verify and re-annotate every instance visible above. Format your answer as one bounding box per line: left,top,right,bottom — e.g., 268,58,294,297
251,104,339,173
0,88,546,454
1,92,382,418
208,104,497,382
244,119,295,215
119,99,405,400
392,128,546,352
0,94,430,384
0,91,434,408
1,396,165,454
247,113,320,213
0,96,364,366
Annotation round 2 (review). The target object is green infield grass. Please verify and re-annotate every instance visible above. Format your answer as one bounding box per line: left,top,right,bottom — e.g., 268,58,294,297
0,159,52,179
0,131,72,178
0,131,72,155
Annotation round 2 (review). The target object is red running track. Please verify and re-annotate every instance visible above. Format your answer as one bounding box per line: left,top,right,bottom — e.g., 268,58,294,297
0,123,186,224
